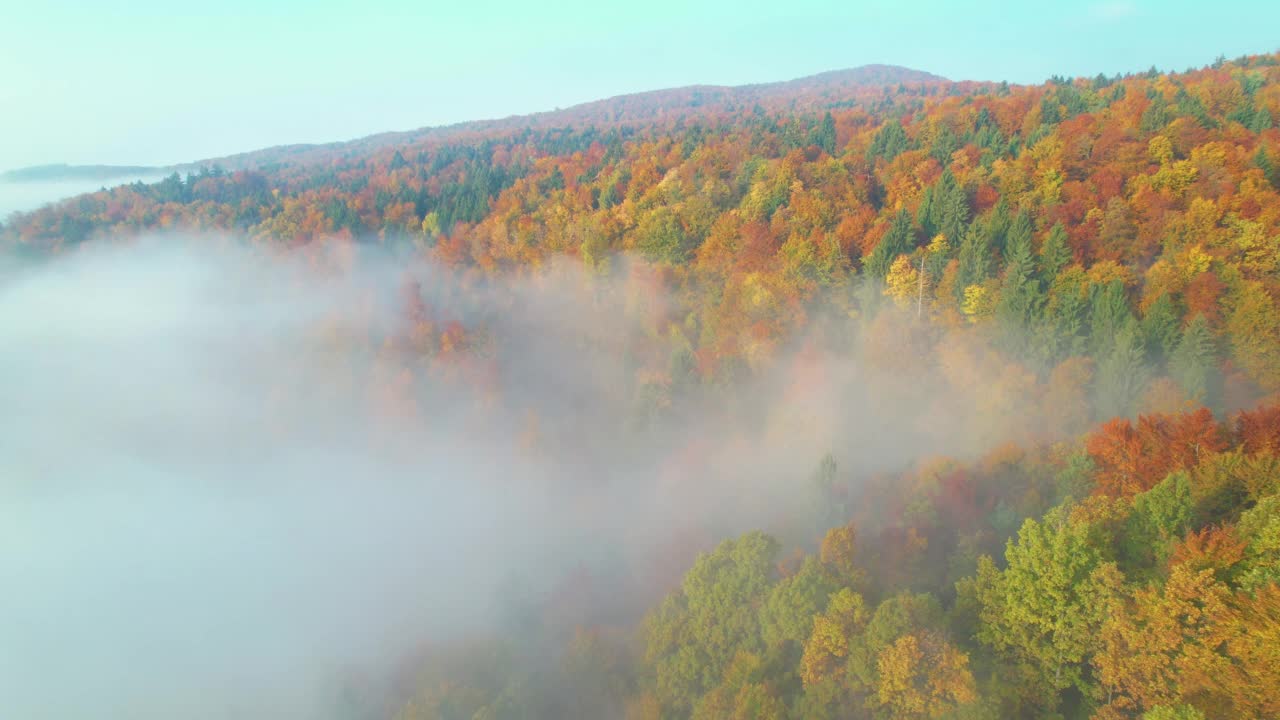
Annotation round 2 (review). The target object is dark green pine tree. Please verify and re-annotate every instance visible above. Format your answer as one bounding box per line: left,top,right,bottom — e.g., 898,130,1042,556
1089,281,1136,358
985,200,1012,256
814,112,838,155
867,120,909,163
1039,222,1073,281
1141,293,1182,364
1257,147,1279,189
863,210,915,279
954,220,993,302
938,174,971,245
916,183,939,238
1049,286,1089,360
996,211,1043,349
1094,322,1151,421
1168,314,1219,406
1249,107,1273,133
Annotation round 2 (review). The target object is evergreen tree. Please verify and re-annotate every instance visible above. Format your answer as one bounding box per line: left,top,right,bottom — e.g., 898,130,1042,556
1250,107,1274,133
1095,323,1150,420
955,221,992,302
863,210,914,279
1257,146,1279,189
1141,293,1182,364
1089,281,1136,357
996,212,1045,355
940,173,970,245
867,120,909,163
1168,315,1218,405
814,112,837,155
1039,222,1073,281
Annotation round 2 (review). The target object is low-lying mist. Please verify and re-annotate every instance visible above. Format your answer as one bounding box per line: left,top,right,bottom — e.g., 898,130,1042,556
0,235,1048,719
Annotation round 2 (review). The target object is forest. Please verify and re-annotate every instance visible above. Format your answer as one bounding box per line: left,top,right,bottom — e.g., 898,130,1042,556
4,53,1280,720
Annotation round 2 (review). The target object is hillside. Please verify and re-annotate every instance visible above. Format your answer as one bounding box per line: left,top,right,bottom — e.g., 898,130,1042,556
121,63,950,175
5,53,1280,720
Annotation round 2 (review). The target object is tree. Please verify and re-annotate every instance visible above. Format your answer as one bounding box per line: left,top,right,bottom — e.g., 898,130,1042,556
996,211,1044,354
1167,315,1218,406
814,112,837,155
819,522,864,587
865,210,915,279
1089,281,1135,357
1039,222,1073,280
1094,325,1150,421
1121,472,1193,574
800,588,868,688
1095,564,1233,716
1226,281,1280,391
644,532,781,716
1141,294,1182,364
873,632,977,719
970,502,1125,706
955,221,993,302
760,558,836,650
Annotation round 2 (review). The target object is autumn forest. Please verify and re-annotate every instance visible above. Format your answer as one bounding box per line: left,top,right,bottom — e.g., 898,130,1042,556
5,52,1280,720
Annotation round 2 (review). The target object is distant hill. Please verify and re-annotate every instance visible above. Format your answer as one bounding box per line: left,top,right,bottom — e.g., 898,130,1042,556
0,163,171,183
191,64,952,172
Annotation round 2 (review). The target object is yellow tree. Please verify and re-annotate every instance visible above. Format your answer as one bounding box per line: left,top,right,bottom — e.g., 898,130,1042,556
874,632,977,719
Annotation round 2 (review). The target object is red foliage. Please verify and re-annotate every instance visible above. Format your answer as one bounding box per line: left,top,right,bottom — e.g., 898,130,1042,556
1086,407,1226,497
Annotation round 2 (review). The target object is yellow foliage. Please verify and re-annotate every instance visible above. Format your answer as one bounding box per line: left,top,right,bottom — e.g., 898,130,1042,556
875,633,977,720
1086,260,1135,288
960,284,994,321
1152,160,1199,195
884,255,922,310
1148,135,1174,165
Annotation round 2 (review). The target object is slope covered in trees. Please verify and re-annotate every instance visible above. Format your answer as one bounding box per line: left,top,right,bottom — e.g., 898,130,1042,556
5,53,1280,719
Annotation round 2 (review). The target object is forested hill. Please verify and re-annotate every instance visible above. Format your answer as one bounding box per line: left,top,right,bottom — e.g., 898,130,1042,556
6,53,1280,719
6,54,1280,405
43,63,948,178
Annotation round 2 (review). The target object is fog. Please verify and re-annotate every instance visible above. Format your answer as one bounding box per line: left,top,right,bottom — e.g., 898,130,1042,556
0,236,1047,719
0,175,169,219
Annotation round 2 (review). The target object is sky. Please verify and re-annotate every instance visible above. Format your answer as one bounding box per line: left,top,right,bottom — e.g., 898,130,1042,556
2,0,1278,172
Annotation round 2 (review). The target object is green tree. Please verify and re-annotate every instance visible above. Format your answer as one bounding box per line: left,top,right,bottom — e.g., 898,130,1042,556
955,221,993,302
968,502,1125,708
1094,324,1150,420
1039,222,1073,280
1142,294,1183,364
1089,281,1135,357
1121,472,1193,575
1168,315,1218,405
760,557,837,650
644,532,781,717
864,210,915,279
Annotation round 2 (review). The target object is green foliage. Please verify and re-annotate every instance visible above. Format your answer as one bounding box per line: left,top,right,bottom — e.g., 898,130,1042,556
864,210,915,279
1122,472,1193,574
867,120,910,163
1039,222,1070,281
1235,493,1280,590
635,207,694,264
761,558,837,650
1094,325,1150,421
1143,705,1206,720
972,503,1124,705
1168,315,1218,405
955,221,993,302
644,531,781,716
1141,294,1182,364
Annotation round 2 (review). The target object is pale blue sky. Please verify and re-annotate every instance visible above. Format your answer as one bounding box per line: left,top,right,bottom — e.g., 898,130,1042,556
2,0,1278,171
